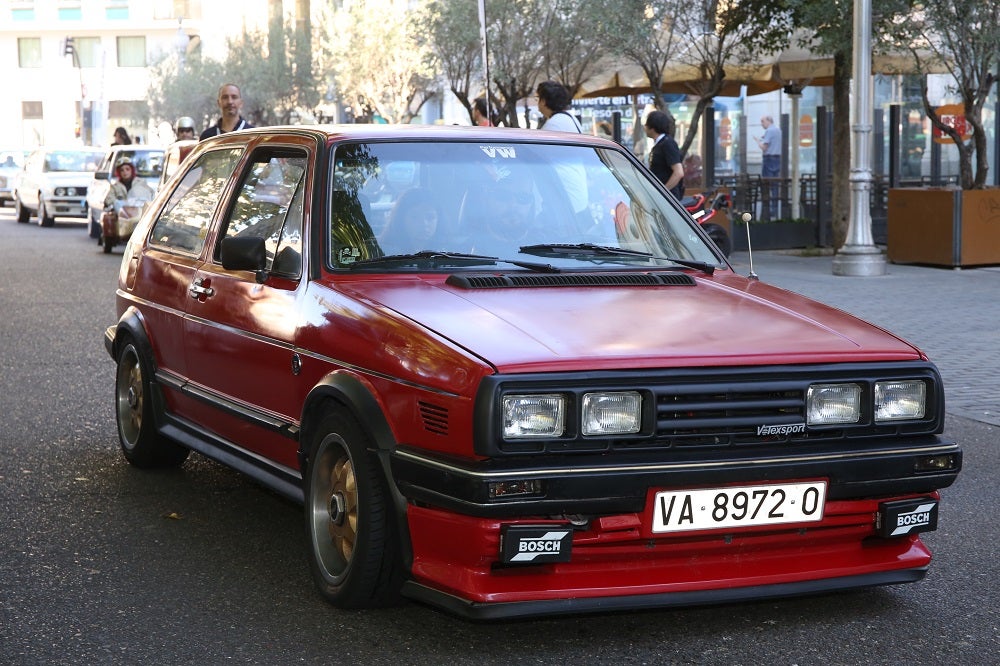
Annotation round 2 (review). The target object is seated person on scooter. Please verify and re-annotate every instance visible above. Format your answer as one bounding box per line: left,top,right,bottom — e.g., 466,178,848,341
104,157,154,218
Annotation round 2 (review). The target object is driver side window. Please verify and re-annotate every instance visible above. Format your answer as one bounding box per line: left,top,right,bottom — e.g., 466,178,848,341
219,150,308,277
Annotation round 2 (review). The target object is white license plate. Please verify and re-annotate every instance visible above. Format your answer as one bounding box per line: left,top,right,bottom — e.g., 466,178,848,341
651,481,826,534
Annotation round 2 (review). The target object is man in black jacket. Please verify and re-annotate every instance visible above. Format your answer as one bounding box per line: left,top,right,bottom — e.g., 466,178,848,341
644,110,684,199
200,83,254,140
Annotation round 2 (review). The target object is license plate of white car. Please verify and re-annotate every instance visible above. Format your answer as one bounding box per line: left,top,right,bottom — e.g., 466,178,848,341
651,481,827,533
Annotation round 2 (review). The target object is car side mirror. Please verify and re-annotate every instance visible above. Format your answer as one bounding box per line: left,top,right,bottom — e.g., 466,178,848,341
95,172,109,181
220,236,268,283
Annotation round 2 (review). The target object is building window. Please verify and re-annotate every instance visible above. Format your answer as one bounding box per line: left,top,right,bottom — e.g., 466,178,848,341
72,37,101,68
11,0,34,20
106,0,128,20
23,101,43,120
116,36,146,67
18,38,43,68
59,0,82,19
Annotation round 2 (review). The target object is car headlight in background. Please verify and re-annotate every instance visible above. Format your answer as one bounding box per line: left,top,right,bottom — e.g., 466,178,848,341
582,391,641,436
503,394,565,439
806,383,861,425
875,380,926,421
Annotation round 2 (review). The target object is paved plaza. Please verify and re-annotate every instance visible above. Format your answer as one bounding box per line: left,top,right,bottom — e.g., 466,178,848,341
728,250,1000,427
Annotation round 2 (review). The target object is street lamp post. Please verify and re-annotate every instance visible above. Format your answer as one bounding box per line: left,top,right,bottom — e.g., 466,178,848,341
832,0,886,276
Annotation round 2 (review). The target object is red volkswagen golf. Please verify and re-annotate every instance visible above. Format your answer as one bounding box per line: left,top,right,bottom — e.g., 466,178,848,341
105,125,960,619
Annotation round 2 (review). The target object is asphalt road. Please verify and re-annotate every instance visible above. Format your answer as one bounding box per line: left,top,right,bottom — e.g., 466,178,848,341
0,208,997,665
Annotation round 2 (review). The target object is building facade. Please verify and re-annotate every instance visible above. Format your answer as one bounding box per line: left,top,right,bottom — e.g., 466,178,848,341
1,0,209,148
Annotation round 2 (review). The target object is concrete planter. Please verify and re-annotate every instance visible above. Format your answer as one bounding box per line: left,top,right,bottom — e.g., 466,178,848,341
888,188,1000,267
732,220,818,251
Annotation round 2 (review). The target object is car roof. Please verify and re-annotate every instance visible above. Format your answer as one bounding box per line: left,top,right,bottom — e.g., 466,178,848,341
199,123,616,148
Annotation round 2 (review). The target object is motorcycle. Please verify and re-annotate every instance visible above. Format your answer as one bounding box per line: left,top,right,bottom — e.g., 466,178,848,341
681,190,732,257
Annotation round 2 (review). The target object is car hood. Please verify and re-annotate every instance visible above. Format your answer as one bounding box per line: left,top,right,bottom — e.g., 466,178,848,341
340,272,923,373
40,172,94,187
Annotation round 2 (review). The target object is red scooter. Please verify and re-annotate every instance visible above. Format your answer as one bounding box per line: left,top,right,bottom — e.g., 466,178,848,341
681,190,732,257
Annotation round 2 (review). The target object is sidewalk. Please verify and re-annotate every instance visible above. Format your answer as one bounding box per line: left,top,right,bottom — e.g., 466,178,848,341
726,251,1000,427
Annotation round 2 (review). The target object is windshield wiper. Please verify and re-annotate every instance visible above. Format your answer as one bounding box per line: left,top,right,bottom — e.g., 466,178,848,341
519,243,654,259
349,251,559,273
519,244,715,275
662,257,716,275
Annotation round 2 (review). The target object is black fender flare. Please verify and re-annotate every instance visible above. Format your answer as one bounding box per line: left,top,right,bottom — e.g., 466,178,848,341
299,371,413,568
107,307,167,425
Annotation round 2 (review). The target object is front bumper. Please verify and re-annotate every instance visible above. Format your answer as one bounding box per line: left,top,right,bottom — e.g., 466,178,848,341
46,196,88,218
402,493,938,619
391,437,961,517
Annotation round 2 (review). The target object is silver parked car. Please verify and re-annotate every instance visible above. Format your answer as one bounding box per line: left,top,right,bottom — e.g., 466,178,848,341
14,147,103,226
0,149,29,207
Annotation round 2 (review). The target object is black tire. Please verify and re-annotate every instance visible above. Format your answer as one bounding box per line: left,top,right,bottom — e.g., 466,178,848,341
702,222,732,257
15,196,29,223
304,409,402,609
114,339,189,468
37,197,54,227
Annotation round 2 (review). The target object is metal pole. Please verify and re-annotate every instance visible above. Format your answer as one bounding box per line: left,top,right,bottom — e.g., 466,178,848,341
788,92,801,218
833,0,886,276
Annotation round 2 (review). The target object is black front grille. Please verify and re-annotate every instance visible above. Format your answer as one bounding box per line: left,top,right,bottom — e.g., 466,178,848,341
475,362,944,457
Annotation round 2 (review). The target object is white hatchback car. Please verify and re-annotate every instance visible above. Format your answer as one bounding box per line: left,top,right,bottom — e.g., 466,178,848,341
14,147,103,226
86,146,165,238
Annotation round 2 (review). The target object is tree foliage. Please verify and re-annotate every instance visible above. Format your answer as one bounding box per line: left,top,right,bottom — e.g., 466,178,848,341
319,0,436,124
885,0,999,189
149,9,317,131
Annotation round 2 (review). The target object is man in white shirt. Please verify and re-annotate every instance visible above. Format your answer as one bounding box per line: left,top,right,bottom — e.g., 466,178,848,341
536,81,581,133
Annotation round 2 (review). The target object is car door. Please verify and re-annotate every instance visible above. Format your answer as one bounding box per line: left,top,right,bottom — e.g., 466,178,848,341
125,147,244,409
181,145,311,470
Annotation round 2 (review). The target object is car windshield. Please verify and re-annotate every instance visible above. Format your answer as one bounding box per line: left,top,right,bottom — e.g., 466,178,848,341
44,150,102,172
328,140,721,271
113,149,164,179
0,151,25,169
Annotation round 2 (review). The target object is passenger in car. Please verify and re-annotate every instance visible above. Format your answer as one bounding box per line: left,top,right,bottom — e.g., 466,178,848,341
380,188,445,255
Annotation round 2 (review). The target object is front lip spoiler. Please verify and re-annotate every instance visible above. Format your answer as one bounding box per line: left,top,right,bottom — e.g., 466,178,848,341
402,568,927,621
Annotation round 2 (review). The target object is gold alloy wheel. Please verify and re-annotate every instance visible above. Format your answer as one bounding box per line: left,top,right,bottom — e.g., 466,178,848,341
310,434,359,581
116,346,144,448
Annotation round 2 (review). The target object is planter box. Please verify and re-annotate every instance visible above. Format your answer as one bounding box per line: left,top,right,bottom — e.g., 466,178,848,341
732,221,818,251
888,188,1000,267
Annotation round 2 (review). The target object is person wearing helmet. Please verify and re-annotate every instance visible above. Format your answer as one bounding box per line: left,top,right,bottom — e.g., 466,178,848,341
175,116,197,141
103,157,154,217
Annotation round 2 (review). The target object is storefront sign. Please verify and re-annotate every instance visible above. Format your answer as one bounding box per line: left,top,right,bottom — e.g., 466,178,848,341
932,104,972,144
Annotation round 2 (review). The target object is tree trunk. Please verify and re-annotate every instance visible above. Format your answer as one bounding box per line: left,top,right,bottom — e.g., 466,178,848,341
830,51,851,250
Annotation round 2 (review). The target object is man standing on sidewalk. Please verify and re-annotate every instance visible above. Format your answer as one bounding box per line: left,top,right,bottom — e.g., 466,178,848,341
200,83,254,140
756,115,782,217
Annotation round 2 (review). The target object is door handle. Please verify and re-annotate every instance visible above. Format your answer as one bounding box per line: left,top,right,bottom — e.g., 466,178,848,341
189,277,215,299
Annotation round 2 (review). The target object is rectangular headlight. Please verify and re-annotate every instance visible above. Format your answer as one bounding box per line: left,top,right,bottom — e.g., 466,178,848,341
807,383,861,425
503,394,565,439
875,380,926,422
582,391,641,436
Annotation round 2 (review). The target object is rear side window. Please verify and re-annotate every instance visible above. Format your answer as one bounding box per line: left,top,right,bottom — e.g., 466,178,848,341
149,148,242,255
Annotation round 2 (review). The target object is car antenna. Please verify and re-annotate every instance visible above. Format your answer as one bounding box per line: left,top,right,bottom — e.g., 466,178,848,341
742,212,758,280
477,0,494,124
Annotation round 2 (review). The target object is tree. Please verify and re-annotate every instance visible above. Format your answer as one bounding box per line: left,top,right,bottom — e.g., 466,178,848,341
147,51,224,132
537,0,607,97
888,0,999,189
481,0,547,127
785,0,912,248
417,0,483,124
320,0,436,124
592,0,790,156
